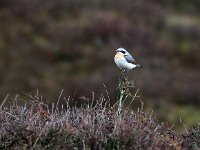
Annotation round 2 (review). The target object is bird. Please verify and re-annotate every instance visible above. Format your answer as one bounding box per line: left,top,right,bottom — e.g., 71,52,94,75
114,47,142,73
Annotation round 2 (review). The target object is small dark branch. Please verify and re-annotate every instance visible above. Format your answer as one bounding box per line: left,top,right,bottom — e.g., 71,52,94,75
117,72,135,116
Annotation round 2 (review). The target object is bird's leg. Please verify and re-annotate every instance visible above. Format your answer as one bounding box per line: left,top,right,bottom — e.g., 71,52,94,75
123,70,128,82
119,70,125,81
123,70,126,76
122,70,127,78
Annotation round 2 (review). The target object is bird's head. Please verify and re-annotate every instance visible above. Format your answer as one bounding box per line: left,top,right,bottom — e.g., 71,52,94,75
115,48,128,55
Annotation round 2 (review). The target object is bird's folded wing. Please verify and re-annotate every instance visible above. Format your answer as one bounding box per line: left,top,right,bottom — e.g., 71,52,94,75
124,54,137,64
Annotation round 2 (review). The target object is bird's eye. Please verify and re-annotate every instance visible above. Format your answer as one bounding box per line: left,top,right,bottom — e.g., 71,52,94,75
121,51,125,54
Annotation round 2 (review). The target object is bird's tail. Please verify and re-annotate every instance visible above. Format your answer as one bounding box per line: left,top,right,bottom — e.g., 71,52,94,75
136,64,143,68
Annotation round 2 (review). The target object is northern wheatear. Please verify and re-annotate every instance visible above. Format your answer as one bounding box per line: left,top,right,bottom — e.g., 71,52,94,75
114,48,142,73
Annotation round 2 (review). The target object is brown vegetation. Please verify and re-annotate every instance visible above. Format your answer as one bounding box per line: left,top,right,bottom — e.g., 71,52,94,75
0,91,188,149
0,77,199,149
0,0,200,129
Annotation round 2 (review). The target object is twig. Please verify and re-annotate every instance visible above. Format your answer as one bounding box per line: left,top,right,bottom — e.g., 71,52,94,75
32,122,49,149
0,94,9,110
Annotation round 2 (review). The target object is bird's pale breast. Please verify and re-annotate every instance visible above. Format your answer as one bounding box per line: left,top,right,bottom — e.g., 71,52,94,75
114,52,136,70
114,53,124,60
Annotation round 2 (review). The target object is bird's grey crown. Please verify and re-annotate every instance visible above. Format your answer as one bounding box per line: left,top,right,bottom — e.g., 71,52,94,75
115,48,127,53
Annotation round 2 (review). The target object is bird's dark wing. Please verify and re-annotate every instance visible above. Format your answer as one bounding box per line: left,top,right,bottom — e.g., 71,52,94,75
124,54,136,64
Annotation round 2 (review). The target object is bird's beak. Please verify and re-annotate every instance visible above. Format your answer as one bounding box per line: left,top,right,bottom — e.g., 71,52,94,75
115,49,119,52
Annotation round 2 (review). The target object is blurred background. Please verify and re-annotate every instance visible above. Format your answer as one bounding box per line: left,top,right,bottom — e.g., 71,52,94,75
0,0,200,128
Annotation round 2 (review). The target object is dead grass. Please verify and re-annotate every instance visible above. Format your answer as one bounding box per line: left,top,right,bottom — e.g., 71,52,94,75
0,78,199,149
0,91,193,149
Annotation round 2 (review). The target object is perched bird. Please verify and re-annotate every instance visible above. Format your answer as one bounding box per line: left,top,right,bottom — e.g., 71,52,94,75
114,48,142,73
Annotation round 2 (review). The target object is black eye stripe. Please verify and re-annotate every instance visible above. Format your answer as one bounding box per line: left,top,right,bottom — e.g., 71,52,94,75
120,51,125,54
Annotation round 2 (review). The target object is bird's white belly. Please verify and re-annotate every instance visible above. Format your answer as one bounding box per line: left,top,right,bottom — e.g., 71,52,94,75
114,58,136,70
